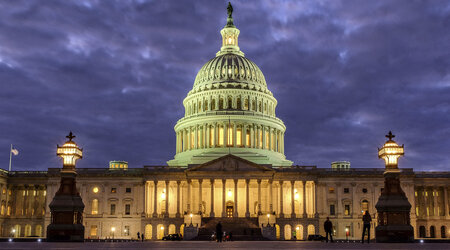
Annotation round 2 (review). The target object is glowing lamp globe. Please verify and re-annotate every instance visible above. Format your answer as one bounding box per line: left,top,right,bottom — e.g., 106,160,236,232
378,131,404,171
57,131,83,169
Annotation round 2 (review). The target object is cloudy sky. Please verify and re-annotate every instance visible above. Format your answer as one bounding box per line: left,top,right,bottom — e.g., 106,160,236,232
1,0,449,171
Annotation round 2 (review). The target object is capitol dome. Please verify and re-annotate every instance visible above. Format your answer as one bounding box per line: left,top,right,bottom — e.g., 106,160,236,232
167,4,292,167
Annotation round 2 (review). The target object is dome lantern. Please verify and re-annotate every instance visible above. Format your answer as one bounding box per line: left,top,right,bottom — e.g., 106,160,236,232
378,131,404,172
217,2,244,57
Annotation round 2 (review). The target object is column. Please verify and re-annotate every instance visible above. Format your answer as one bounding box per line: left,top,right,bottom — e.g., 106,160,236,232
234,179,238,217
153,181,157,217
444,186,449,217
251,125,255,148
176,181,181,217
144,182,148,216
222,179,226,217
233,123,237,148
243,124,248,148
194,125,198,149
165,181,169,217
269,180,273,213
198,179,203,214
302,181,307,218
206,124,210,149
188,127,192,150
210,179,215,217
269,128,272,151
187,179,191,213
223,122,227,147
262,127,266,149
280,181,284,218
245,179,250,217
257,179,262,215
314,181,319,217
352,183,357,218
433,187,438,217
214,123,218,147
291,180,295,218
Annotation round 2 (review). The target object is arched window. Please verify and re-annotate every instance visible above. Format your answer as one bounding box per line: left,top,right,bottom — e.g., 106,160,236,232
92,199,98,215
168,224,176,234
180,224,185,237
219,97,224,110
361,200,369,214
35,225,42,237
24,224,32,237
295,225,303,240
307,224,315,236
227,96,232,109
145,224,153,239
441,226,446,238
13,225,21,237
258,101,262,112
252,100,256,111
430,226,435,238
244,98,248,110
204,100,208,111
211,99,216,110
157,224,164,240
237,97,241,110
198,101,202,112
419,226,426,238
1,202,5,215
284,225,292,240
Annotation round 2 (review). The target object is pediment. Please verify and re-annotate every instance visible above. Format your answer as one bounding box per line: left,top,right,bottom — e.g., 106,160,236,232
187,154,273,172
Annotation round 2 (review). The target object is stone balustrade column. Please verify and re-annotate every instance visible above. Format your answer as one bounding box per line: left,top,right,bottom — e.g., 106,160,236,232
210,179,215,217
243,124,248,147
198,179,203,214
291,180,295,218
269,128,272,151
222,179,226,217
165,181,169,217
245,179,250,217
153,181,157,217
302,180,307,218
257,179,262,215
206,124,210,149
194,125,198,149
234,179,238,217
214,123,218,147
314,181,319,218
262,126,266,149
176,181,181,218
280,181,284,218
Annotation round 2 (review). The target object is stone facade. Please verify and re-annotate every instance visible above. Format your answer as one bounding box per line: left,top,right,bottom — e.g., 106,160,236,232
0,156,448,240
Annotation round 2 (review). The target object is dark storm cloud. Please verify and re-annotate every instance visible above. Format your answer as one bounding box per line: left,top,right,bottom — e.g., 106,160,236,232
0,0,449,171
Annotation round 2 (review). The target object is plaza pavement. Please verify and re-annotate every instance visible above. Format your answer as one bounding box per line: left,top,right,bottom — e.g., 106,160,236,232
0,241,449,250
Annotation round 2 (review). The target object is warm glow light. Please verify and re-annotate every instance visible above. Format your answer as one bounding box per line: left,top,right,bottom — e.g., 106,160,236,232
228,37,232,44
93,187,99,193
378,132,404,168
161,226,164,230
190,213,193,218
161,192,166,199
345,228,348,232
267,214,270,218
294,193,299,200
111,227,115,232
227,190,232,197
294,189,297,193
12,229,15,233
296,227,299,230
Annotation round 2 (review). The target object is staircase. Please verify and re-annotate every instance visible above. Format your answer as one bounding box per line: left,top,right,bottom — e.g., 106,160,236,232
195,217,267,241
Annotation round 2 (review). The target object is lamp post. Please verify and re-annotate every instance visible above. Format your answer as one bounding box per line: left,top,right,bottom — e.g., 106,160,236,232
375,131,413,242
190,213,193,226
111,227,115,240
11,229,15,238
345,228,349,242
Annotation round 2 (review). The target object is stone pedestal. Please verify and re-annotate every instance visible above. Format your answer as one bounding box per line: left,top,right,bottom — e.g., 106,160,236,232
261,224,276,240
47,171,85,242
375,171,414,242
183,224,198,240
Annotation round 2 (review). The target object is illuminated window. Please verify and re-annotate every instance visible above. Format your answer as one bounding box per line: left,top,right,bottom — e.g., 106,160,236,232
92,199,98,215
361,200,369,213
2,188,5,194
236,128,242,146
93,187,99,193
111,188,117,193
90,225,98,236
227,125,233,146
1,204,4,215
190,131,194,149
416,207,419,216
219,127,224,146
329,187,335,194
43,190,46,196
259,130,262,148
7,205,11,216
271,133,275,150
210,127,215,146
124,225,130,236
33,190,36,196
197,130,201,148
344,205,350,215
415,191,417,197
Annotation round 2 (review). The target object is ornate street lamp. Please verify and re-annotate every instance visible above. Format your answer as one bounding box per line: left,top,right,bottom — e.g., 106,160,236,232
47,132,85,242
375,131,413,243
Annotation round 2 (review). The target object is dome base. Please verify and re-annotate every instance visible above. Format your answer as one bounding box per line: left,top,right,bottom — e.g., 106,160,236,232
167,148,292,167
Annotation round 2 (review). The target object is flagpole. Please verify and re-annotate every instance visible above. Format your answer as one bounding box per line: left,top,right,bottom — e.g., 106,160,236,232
9,144,12,172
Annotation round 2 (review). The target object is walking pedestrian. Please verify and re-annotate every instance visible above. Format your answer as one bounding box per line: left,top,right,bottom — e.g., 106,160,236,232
141,232,144,242
137,232,140,241
362,211,372,243
216,221,223,242
324,217,333,243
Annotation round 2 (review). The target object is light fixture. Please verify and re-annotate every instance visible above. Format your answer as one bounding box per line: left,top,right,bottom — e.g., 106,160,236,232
161,226,164,230
378,131,404,171
227,189,232,197
161,192,166,199
345,228,348,232
296,227,299,230
294,193,299,200
111,227,115,232
56,132,83,169
93,187,99,193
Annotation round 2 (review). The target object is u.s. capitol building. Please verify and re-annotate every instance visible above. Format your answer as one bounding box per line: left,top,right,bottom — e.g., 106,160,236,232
0,5,448,241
